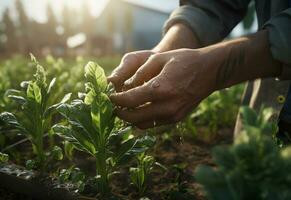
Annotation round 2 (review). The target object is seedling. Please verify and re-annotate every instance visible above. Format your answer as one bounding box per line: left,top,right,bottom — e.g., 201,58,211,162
0,55,70,170
130,153,155,196
53,62,155,197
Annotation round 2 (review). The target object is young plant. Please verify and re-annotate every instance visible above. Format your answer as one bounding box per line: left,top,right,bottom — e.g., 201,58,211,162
58,167,86,193
0,152,9,163
185,85,243,135
0,55,70,170
130,153,155,196
195,107,291,200
53,62,155,197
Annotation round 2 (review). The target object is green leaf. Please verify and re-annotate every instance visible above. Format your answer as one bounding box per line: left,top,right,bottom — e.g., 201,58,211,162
0,112,28,134
240,106,257,127
84,90,95,105
63,141,74,160
91,93,114,136
113,136,155,166
57,101,98,144
7,95,26,105
44,93,72,118
47,77,56,95
0,152,9,163
53,124,96,155
51,145,63,161
60,93,72,103
26,159,37,170
34,64,47,88
84,62,107,92
27,82,42,104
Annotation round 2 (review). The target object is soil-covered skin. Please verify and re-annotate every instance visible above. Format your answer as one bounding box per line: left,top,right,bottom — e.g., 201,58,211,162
0,127,233,200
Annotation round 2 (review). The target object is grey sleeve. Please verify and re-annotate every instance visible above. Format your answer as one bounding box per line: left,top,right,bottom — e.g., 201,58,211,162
263,8,291,80
164,0,251,46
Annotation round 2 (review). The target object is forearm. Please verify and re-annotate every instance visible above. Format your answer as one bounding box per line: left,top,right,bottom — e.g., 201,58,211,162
211,30,283,90
153,23,201,52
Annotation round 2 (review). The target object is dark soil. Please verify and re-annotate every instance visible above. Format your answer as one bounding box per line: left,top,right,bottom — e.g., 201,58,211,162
0,127,234,200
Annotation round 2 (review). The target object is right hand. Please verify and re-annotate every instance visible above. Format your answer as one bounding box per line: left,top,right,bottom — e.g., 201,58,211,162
107,50,158,92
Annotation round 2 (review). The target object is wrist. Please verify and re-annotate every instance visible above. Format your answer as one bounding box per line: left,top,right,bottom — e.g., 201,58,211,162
154,23,201,52
212,30,283,90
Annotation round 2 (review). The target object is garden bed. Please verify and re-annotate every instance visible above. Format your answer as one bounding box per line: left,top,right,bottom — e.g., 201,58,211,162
0,127,233,200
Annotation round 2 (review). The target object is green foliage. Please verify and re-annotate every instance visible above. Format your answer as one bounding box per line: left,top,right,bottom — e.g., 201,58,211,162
195,107,291,200
0,152,9,163
53,62,155,196
130,153,155,196
0,55,70,169
184,85,243,136
58,167,86,193
240,106,277,136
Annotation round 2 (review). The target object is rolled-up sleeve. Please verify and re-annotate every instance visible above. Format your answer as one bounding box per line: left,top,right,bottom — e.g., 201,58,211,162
164,0,251,46
263,8,291,80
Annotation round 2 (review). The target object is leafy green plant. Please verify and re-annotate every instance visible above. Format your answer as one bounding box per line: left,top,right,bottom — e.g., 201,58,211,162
195,107,291,200
185,85,243,135
130,153,155,196
240,106,277,135
0,55,70,170
53,62,155,197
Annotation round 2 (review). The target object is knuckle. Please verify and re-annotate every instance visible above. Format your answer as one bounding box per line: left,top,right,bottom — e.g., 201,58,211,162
135,69,144,78
123,52,137,64
150,53,160,61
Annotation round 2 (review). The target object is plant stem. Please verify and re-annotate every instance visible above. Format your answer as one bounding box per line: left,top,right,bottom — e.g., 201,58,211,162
95,147,110,196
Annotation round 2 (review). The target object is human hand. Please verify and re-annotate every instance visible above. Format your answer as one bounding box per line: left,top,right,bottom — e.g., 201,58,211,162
110,48,221,129
107,23,201,92
107,50,157,92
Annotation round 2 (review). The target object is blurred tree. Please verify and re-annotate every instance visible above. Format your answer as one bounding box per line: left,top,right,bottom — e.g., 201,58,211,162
124,6,133,51
62,4,74,37
46,3,59,53
2,8,17,54
80,0,96,54
15,0,31,54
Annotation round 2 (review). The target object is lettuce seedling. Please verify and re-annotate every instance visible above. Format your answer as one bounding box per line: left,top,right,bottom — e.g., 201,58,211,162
0,55,71,170
53,62,155,197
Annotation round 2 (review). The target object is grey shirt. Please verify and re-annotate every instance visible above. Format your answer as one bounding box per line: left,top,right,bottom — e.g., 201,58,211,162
164,0,291,79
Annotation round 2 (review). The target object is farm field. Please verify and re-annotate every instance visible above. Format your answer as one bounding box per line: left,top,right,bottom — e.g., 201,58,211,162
0,56,291,200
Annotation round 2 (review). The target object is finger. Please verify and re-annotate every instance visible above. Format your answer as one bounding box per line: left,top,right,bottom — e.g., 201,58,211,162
115,101,175,124
123,54,165,90
110,81,159,108
107,51,154,91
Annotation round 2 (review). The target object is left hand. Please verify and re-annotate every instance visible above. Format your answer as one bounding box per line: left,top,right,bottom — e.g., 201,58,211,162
110,48,222,129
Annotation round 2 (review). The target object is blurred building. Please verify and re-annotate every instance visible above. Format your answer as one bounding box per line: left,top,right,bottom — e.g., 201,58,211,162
95,0,177,53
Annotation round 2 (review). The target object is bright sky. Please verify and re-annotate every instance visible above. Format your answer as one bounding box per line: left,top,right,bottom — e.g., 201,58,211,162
0,0,179,22
0,0,109,22
0,0,253,36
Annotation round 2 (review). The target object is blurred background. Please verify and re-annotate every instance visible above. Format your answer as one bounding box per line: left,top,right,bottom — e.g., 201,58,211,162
0,0,257,58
